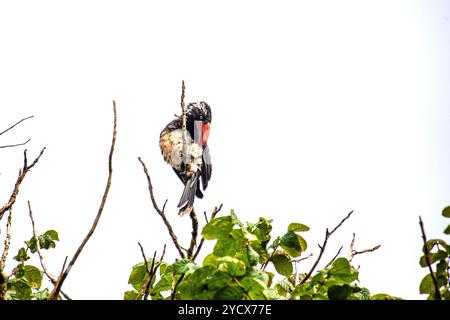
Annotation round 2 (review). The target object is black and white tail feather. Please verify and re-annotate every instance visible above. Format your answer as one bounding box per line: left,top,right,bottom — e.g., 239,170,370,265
177,146,212,216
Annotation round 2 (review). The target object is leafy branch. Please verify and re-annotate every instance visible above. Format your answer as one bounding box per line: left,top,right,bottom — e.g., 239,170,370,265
299,210,353,284
419,216,442,300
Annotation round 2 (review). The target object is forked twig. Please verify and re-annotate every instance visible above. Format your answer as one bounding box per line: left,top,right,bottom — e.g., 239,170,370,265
138,157,185,259
348,233,381,262
192,204,223,261
300,210,354,284
0,148,46,221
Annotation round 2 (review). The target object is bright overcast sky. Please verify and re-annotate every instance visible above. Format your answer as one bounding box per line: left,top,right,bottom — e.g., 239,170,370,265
0,1,449,300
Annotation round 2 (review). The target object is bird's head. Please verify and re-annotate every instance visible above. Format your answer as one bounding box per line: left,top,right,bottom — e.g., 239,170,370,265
186,101,212,146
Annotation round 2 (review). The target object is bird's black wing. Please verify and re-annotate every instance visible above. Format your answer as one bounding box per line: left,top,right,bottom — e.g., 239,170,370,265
177,171,200,216
201,144,212,191
173,167,203,199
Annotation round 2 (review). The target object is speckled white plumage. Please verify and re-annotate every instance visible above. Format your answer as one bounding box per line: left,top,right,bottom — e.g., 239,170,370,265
159,128,203,178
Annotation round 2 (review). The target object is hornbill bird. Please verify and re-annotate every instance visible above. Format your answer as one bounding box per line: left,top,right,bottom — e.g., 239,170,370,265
159,101,212,216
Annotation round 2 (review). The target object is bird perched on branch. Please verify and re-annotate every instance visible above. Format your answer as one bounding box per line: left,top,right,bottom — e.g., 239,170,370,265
159,101,212,216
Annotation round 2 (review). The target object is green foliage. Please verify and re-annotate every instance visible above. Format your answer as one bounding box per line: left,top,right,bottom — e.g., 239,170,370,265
125,210,403,300
418,208,450,300
4,230,59,300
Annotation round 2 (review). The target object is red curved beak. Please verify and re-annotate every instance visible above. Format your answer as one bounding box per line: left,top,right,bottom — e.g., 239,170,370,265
202,122,210,146
194,121,211,146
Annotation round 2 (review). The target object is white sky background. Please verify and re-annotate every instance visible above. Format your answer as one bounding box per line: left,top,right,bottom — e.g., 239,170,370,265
0,0,449,300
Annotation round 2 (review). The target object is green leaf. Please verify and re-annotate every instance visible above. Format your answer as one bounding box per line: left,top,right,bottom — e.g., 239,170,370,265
172,259,198,275
207,271,233,290
241,277,267,300
280,231,303,257
11,280,32,300
177,266,218,299
419,250,448,268
419,273,435,294
242,229,258,241
214,230,246,257
297,235,307,252
128,262,148,291
328,284,353,300
268,237,281,250
291,283,315,300
288,223,310,232
436,259,448,275
230,209,243,227
328,258,358,283
425,239,447,252
15,264,26,279
263,288,279,299
252,217,273,246
204,255,246,277
202,216,233,240
271,252,293,276
152,271,175,294
213,285,244,300
13,247,30,262
32,288,50,300
251,241,270,265
246,245,260,267
38,233,57,250
370,293,403,300
24,237,38,254
124,290,139,300
23,265,43,289
444,224,450,235
44,230,59,241
275,280,294,297
260,271,274,287
442,206,450,218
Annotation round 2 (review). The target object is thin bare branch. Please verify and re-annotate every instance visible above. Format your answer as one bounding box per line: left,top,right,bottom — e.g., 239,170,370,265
138,157,185,258
351,245,381,258
292,253,314,264
192,204,223,261
0,148,46,221
325,246,343,269
138,242,150,273
0,210,13,272
145,245,166,300
347,233,381,262
300,210,354,284
419,216,442,300
348,233,356,259
187,209,198,259
136,244,166,300
261,244,280,271
180,80,187,168
48,101,117,300
0,138,31,149
329,210,353,236
0,115,33,136
171,274,184,301
143,251,157,300
28,201,52,279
